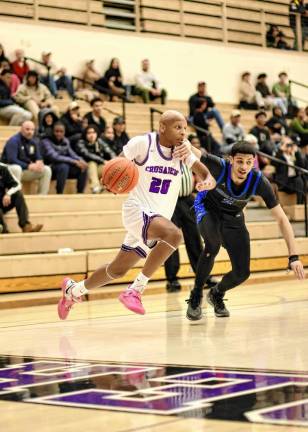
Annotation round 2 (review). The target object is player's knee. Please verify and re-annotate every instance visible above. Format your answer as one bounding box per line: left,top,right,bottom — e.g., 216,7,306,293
205,241,220,257
235,268,250,285
164,226,182,247
108,264,127,279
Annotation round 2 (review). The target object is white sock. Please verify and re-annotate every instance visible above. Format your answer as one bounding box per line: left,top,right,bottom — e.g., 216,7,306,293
71,280,88,297
129,272,149,293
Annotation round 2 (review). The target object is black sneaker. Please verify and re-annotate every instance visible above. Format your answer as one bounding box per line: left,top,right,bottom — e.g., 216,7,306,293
207,288,230,317
186,289,203,321
166,280,181,293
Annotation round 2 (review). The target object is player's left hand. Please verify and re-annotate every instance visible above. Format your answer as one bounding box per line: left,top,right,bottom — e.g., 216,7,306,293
173,140,191,161
290,260,306,280
196,174,216,192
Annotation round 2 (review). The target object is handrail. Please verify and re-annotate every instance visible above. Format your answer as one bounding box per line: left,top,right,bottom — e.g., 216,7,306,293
290,80,308,90
289,79,308,105
150,106,308,236
72,76,126,122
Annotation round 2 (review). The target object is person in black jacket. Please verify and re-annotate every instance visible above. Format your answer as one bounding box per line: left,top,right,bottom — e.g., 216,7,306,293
273,136,306,203
60,101,84,147
188,82,224,131
83,98,106,136
0,69,31,125
103,58,126,100
192,98,221,155
75,125,116,193
249,111,275,156
113,116,130,155
0,162,43,233
266,106,289,141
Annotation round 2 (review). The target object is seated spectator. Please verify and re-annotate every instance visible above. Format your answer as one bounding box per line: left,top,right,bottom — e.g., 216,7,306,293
188,134,207,157
14,70,59,123
0,162,43,233
0,59,20,95
83,98,106,136
290,107,308,147
0,69,32,125
135,59,167,104
239,72,263,109
75,60,100,102
188,81,224,131
192,98,221,155
222,110,245,148
102,125,116,150
11,49,29,82
103,58,126,100
40,122,88,194
75,125,116,193
0,43,8,63
266,106,289,141
38,108,58,139
250,111,275,156
272,72,297,115
1,120,51,194
273,136,306,204
256,73,287,114
60,101,84,147
34,52,75,99
276,31,291,50
266,25,280,47
113,116,130,154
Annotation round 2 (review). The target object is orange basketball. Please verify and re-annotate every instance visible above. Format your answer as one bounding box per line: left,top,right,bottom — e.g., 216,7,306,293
101,157,139,194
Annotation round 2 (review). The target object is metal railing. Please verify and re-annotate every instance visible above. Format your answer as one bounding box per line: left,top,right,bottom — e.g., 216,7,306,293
290,79,308,105
150,107,308,236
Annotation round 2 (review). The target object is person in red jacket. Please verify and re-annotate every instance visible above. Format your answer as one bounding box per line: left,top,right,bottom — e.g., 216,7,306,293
11,50,29,82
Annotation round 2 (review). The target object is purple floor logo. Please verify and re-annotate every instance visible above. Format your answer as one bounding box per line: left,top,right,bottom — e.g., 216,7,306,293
1,355,308,427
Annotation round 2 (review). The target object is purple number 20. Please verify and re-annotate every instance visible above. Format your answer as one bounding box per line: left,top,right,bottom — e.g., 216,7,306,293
149,177,171,194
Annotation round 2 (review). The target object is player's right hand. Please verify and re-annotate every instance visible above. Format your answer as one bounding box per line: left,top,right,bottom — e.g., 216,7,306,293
196,174,216,192
290,260,306,280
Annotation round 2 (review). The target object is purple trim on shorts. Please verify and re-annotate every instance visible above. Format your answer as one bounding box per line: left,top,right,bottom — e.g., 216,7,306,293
121,244,147,258
156,133,173,161
142,212,161,246
134,134,152,166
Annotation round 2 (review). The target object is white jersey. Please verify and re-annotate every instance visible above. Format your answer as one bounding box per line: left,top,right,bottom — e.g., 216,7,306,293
123,132,183,220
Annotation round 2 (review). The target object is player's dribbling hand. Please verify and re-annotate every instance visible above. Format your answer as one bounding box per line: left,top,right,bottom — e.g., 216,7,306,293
195,174,216,192
290,260,306,280
173,140,191,161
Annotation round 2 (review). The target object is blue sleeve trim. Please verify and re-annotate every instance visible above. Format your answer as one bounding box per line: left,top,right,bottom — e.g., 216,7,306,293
251,171,262,196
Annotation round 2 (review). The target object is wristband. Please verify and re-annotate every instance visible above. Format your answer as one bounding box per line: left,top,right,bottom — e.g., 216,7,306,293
288,255,299,270
185,152,198,169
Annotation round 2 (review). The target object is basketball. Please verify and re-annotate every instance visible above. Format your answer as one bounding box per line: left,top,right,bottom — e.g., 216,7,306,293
101,157,139,194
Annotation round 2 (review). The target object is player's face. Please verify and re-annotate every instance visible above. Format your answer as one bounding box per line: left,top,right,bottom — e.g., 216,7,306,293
230,153,255,182
163,120,187,147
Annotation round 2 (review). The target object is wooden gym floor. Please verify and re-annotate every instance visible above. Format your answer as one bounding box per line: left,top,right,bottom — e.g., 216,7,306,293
1,278,308,431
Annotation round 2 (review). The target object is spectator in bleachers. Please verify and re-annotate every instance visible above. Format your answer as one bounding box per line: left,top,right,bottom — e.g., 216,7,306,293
14,70,59,124
192,98,221,155
0,44,8,63
102,125,115,149
134,59,167,104
75,125,116,193
0,69,32,125
266,106,289,140
112,116,129,155
83,98,106,136
188,81,224,131
276,31,291,50
239,72,263,110
290,107,308,146
103,58,127,100
34,52,75,99
272,72,293,114
0,162,43,233
1,120,51,194
75,60,100,102
60,101,84,147
266,24,280,48
250,111,275,156
289,0,308,49
10,49,29,82
256,73,288,114
188,133,207,157
0,59,20,95
222,110,245,148
273,135,306,203
40,122,88,194
38,108,58,139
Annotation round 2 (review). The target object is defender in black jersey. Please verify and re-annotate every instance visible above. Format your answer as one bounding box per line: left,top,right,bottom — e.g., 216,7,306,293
186,141,305,321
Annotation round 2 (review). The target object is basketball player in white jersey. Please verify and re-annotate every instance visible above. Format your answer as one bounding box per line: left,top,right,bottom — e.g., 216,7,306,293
58,110,216,320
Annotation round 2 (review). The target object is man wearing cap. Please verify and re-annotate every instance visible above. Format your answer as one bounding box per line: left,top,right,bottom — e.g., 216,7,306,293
188,82,224,131
222,110,245,151
112,116,130,155
60,101,83,147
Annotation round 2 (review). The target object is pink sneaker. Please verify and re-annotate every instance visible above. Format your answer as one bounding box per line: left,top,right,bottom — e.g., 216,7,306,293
118,288,145,315
57,277,82,320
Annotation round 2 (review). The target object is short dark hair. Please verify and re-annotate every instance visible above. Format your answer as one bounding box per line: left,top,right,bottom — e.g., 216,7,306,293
231,141,257,157
279,71,287,78
257,73,267,80
241,72,250,79
255,111,267,119
0,68,12,77
90,97,102,106
53,121,65,130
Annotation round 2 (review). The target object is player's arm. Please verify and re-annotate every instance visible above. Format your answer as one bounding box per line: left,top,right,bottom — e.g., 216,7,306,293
270,205,305,280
